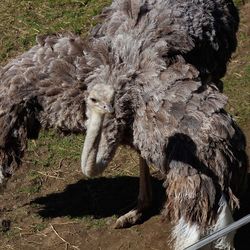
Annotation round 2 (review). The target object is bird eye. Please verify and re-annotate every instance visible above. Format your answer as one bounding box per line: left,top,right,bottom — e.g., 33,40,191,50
90,98,97,103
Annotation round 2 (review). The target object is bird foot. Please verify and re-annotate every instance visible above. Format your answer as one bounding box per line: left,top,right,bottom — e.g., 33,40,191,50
114,157,153,229
114,208,143,229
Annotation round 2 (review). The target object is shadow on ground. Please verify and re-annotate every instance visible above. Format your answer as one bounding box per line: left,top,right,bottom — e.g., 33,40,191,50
31,176,166,221
31,173,250,249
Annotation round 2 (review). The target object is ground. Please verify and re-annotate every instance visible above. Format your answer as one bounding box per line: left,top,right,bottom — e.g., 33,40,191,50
0,1,250,249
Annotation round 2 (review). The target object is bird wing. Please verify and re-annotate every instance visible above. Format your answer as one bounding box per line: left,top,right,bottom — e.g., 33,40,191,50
132,60,245,186
132,61,248,225
92,0,238,82
0,33,90,133
0,34,91,182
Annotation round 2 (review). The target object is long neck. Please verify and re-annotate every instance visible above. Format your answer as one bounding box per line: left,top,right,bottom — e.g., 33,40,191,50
81,111,105,177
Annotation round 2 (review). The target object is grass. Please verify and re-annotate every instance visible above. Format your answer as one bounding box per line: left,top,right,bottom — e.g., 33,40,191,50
0,0,111,63
27,131,84,164
224,61,250,126
224,0,250,126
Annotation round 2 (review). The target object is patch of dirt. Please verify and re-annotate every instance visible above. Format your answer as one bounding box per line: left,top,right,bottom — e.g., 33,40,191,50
1,2,250,250
0,159,169,250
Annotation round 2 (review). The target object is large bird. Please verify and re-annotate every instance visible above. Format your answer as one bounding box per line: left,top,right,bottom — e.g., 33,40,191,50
81,38,248,249
0,0,247,249
79,0,248,249
0,0,239,184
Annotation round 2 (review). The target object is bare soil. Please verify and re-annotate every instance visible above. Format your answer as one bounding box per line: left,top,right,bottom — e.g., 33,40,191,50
0,2,250,250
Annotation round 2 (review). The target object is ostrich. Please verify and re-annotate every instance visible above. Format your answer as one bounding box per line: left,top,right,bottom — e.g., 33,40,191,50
81,42,249,249
0,0,247,249
79,0,248,249
0,0,239,183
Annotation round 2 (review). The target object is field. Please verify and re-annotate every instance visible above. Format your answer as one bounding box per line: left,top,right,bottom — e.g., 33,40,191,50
0,0,249,249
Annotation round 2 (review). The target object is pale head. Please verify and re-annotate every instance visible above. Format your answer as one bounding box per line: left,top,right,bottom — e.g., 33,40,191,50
87,84,115,114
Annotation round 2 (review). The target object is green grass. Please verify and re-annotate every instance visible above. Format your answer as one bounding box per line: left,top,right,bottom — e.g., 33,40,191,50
224,0,250,126
233,0,242,6
224,60,250,126
27,130,84,163
0,0,111,63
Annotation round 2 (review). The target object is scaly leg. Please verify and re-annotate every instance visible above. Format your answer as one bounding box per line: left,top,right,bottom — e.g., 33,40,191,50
114,157,152,228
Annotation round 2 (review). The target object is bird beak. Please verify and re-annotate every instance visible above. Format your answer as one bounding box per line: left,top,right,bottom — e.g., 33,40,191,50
103,104,114,113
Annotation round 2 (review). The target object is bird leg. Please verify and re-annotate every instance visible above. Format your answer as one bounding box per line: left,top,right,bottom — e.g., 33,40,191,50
114,157,152,228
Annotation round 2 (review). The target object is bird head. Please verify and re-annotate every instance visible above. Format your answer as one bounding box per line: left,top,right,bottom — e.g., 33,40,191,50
87,84,115,115
81,83,116,177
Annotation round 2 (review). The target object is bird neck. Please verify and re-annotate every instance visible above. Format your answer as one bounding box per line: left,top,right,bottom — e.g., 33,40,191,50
81,110,105,177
